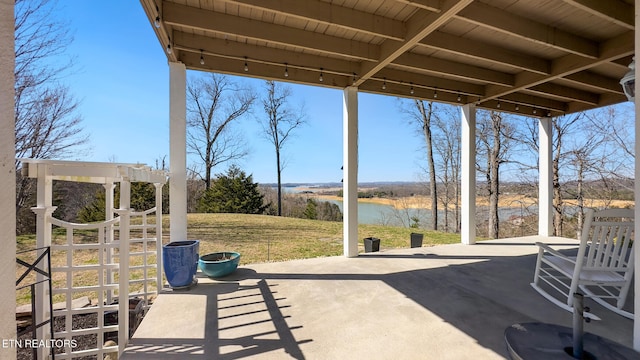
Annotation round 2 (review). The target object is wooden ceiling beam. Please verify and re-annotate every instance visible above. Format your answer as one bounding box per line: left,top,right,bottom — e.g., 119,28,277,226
162,1,380,61
180,51,352,88
394,0,442,12
374,67,485,96
457,2,599,58
218,0,405,41
358,81,469,105
420,31,550,75
497,92,568,113
527,83,599,105
140,0,177,62
483,31,633,101
394,52,514,86
562,0,634,30
174,31,362,77
355,0,473,85
564,72,625,95
566,92,628,113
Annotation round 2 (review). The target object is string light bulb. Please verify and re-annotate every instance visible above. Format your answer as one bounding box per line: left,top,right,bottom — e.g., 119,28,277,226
457,93,461,102
166,43,172,54
199,50,205,65
515,104,520,111
496,101,501,109
533,108,537,114
319,68,324,82
433,90,438,98
244,57,249,72
284,63,289,77
410,86,414,95
382,78,387,90
154,16,161,28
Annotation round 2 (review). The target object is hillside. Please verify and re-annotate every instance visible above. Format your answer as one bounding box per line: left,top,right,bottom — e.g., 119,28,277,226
182,213,460,264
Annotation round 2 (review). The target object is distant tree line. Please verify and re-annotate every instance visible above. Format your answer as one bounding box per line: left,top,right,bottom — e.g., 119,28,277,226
336,189,397,199
260,190,342,222
399,99,634,239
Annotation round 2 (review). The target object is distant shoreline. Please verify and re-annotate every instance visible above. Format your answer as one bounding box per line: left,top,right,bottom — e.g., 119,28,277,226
300,192,634,211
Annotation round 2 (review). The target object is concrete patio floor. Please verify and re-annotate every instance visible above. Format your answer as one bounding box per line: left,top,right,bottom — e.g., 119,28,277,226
121,236,635,359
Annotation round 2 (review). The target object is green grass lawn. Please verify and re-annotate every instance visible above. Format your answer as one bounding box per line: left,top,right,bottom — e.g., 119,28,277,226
184,213,461,264
15,213,460,305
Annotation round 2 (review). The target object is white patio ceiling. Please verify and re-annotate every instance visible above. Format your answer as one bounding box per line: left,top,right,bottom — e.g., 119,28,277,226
139,0,634,117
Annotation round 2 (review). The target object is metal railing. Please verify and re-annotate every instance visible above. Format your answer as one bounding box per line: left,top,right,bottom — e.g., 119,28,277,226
16,246,54,360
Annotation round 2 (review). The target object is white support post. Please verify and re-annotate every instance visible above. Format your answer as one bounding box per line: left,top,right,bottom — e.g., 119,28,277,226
633,0,639,349
33,163,54,359
343,86,359,257
169,61,188,242
154,183,164,292
118,180,131,355
538,117,553,237
461,104,476,245
104,182,115,305
0,2,16,357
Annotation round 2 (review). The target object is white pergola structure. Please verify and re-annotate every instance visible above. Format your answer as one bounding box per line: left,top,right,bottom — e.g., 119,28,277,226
19,159,167,359
0,0,638,358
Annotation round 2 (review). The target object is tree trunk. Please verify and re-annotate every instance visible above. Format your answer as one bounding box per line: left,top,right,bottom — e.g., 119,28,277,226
576,158,585,239
552,121,563,236
489,159,500,238
205,162,212,190
488,112,501,239
417,101,437,230
276,147,282,216
442,170,449,232
427,140,438,231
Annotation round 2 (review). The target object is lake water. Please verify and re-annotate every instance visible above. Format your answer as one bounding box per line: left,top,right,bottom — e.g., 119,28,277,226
322,198,531,228
322,198,437,227
279,185,532,227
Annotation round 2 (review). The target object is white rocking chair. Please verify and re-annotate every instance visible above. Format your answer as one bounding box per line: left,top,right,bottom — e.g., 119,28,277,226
531,208,635,320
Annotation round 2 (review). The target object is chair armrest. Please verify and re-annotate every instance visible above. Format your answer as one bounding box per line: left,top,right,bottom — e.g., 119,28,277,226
535,242,576,264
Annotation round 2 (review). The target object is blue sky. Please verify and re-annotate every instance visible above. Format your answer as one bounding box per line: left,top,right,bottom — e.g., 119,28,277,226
57,2,429,184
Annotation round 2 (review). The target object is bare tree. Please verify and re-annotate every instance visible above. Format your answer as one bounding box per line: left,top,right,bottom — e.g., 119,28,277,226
588,106,634,162
260,80,305,216
585,106,635,189
433,106,461,233
186,164,205,213
476,111,516,239
187,73,255,190
566,145,601,237
517,112,622,237
402,100,438,230
549,114,584,236
14,0,87,233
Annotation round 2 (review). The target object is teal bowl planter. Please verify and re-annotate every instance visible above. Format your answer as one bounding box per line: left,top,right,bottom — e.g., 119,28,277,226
199,252,241,278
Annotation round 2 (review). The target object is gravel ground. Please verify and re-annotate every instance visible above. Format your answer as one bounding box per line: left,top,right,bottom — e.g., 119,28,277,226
17,302,144,360
18,313,99,360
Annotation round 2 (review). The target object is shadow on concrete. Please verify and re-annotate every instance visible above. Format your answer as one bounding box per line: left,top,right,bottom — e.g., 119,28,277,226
123,242,634,359
123,279,311,359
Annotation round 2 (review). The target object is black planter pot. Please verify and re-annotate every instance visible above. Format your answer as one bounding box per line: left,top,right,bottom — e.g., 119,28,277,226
363,237,380,252
410,233,424,248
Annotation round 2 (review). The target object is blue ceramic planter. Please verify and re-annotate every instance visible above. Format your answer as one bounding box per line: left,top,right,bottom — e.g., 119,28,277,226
199,252,241,278
163,240,200,288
